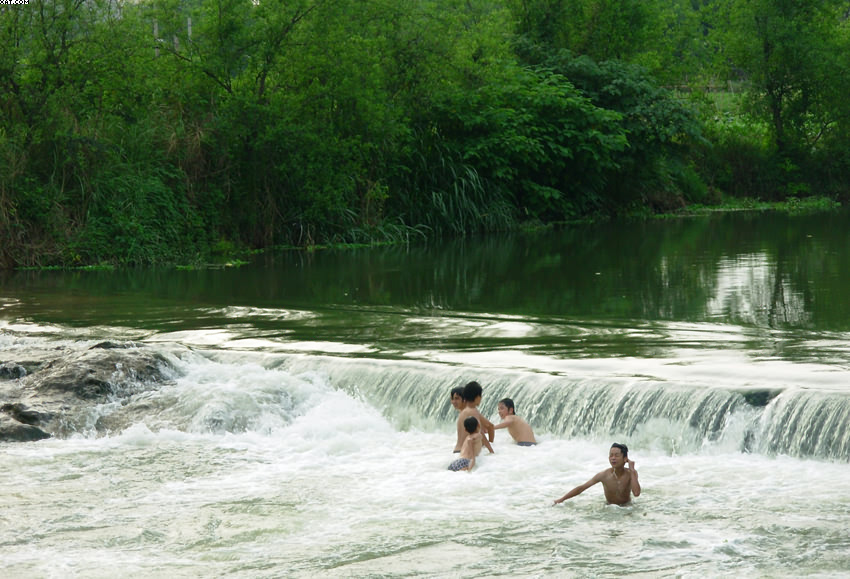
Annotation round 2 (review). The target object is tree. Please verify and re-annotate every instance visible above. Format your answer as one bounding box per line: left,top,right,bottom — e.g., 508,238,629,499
427,62,628,222
506,0,694,81
711,0,850,160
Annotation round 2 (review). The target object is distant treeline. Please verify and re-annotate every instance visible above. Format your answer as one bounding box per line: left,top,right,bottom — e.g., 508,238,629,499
2,0,849,267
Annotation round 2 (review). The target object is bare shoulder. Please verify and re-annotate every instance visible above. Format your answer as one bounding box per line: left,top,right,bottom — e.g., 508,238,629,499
475,409,493,425
594,468,613,482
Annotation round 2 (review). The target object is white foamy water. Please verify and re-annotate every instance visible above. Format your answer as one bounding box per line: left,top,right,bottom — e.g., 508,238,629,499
2,342,849,578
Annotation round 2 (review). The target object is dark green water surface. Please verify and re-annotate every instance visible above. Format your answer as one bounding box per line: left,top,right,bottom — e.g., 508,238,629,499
2,210,849,366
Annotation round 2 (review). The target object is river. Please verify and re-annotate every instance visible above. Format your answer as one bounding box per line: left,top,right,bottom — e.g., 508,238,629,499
1,210,849,577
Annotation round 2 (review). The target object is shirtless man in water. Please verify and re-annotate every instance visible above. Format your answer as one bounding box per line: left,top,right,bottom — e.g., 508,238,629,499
494,398,536,446
454,381,495,453
553,443,641,506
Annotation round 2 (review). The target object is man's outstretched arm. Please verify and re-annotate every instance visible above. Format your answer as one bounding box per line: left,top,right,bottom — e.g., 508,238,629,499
554,472,602,504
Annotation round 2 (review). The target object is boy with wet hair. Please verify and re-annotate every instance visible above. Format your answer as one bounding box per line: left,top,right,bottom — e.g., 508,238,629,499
494,398,537,446
450,386,465,412
448,416,493,472
453,381,495,453
553,443,641,505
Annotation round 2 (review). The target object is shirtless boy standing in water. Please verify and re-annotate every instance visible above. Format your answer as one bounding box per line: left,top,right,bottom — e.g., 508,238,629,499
448,416,493,472
494,398,537,446
454,381,495,453
553,443,641,506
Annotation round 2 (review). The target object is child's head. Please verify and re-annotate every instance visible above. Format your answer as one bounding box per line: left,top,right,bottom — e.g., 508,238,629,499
463,416,479,435
498,398,515,418
450,386,464,410
462,381,483,403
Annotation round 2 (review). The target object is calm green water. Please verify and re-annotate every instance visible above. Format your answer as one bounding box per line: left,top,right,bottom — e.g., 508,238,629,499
2,210,849,361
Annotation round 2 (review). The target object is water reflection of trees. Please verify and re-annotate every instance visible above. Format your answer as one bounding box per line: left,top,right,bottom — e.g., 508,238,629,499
225,210,850,332
336,210,850,332
707,254,810,328
3,211,848,333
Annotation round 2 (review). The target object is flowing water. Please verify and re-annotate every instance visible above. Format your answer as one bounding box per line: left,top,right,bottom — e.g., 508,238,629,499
1,211,850,577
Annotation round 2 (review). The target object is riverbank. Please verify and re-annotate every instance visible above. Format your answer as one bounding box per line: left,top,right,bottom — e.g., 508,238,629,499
667,194,841,216
6,195,842,272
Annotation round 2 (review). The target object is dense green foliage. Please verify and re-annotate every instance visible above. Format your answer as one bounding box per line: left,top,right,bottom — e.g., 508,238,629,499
1,0,848,267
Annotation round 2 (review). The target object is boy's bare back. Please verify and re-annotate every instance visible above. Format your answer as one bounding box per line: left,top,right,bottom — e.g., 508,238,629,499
458,431,479,460
455,407,494,452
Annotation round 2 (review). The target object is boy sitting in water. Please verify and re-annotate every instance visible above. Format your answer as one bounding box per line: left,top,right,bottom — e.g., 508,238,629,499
494,398,537,446
448,416,493,472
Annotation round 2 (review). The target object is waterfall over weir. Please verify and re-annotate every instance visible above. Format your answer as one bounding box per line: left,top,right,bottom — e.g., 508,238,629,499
4,330,849,462
276,354,850,462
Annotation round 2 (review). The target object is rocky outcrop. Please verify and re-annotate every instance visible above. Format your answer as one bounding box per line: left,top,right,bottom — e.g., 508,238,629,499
0,341,174,442
0,362,27,380
0,413,51,442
